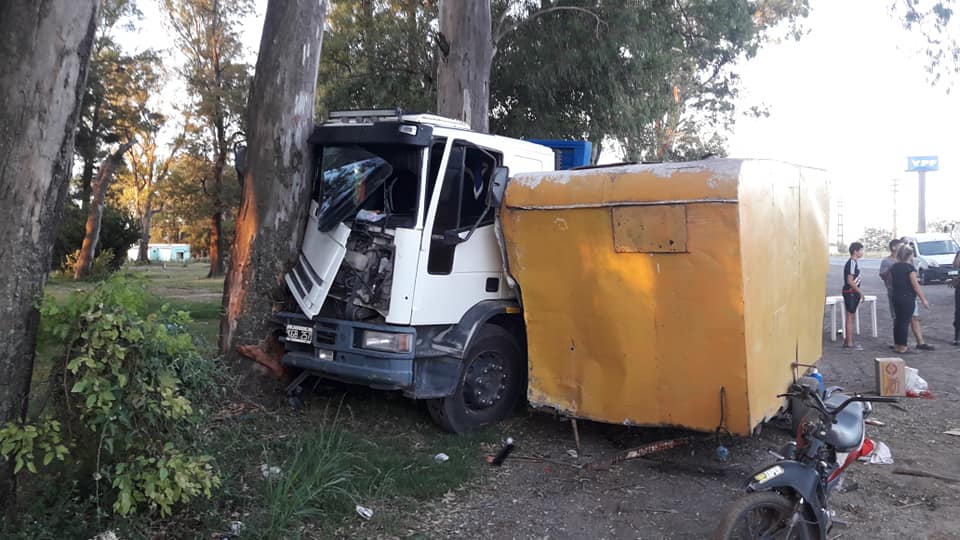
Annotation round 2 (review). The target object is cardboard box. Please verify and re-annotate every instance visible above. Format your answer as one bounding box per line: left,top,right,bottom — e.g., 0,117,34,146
875,357,906,396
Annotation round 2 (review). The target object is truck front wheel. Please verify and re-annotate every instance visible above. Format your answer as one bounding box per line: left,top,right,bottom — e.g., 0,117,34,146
427,324,524,433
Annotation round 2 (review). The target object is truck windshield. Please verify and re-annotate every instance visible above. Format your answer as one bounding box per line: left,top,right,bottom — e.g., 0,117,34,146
316,144,423,231
917,239,959,255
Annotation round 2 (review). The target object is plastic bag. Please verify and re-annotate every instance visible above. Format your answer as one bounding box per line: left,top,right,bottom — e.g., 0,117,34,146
905,366,928,393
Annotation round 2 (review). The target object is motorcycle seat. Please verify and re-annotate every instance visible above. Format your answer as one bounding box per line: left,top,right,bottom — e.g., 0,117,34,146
824,393,864,452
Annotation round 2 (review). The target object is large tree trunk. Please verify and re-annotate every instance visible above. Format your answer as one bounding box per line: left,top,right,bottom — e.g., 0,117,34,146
207,209,225,277
437,0,492,132
0,0,98,510
137,190,157,263
79,97,102,212
219,0,327,369
74,141,133,280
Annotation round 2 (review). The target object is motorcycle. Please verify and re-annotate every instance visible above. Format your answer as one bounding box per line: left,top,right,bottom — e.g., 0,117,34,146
713,380,897,539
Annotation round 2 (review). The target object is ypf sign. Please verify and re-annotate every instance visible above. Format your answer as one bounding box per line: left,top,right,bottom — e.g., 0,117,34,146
907,156,939,172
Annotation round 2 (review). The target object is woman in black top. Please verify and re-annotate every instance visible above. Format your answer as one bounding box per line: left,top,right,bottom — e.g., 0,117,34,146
890,245,930,353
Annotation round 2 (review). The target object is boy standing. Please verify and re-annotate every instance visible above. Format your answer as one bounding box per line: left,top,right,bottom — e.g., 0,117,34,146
842,242,865,350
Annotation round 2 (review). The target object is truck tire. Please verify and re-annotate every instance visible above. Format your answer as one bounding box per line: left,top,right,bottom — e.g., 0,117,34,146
920,269,930,285
427,324,524,433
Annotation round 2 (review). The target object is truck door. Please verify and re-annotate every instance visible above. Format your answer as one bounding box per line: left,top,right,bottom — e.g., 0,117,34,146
411,138,512,325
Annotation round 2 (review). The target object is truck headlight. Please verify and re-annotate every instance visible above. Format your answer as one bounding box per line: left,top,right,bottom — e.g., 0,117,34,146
361,331,413,353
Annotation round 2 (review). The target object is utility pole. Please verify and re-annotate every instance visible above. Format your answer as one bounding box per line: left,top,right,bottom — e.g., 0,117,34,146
837,199,844,251
891,178,899,238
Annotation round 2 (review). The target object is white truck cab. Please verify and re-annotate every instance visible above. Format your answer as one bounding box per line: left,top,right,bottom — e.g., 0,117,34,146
278,110,556,432
903,232,960,284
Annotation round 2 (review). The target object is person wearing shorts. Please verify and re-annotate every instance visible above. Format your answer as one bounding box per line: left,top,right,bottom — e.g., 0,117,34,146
842,242,864,350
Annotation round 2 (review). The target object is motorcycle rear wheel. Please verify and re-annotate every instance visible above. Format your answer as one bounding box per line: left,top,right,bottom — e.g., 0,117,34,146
713,491,817,540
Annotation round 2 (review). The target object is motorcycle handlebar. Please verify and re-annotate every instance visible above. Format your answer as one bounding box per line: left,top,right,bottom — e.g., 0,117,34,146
779,388,900,419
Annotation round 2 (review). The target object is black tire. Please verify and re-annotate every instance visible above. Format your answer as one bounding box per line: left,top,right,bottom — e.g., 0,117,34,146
427,324,525,433
713,491,817,540
920,269,930,285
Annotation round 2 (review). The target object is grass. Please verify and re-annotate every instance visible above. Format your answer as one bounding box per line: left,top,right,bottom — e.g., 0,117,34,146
13,262,497,539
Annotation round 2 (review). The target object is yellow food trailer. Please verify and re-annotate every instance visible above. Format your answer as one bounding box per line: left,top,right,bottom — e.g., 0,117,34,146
500,159,828,435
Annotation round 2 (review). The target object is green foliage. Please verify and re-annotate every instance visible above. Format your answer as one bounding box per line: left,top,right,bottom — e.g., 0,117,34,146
52,201,140,273
0,419,68,474
318,0,439,117
318,0,809,161
256,423,356,539
490,0,809,161
1,276,221,517
895,0,960,85
61,249,118,280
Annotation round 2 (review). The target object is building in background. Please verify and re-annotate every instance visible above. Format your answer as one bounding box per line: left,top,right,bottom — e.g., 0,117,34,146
126,243,191,262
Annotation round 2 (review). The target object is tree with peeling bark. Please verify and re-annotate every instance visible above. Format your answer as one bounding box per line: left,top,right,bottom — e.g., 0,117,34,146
164,0,252,278
219,0,327,372
73,140,136,280
436,0,494,132
0,0,99,511
124,132,183,264
74,0,146,213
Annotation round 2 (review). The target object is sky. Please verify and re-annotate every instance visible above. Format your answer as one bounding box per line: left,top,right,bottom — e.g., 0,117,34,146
726,0,960,243
120,0,958,244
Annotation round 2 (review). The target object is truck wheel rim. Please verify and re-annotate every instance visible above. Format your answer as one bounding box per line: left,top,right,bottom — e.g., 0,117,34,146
463,351,508,411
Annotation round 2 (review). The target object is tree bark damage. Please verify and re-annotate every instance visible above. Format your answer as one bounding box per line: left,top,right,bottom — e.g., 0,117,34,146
0,0,98,510
219,0,327,375
437,0,493,132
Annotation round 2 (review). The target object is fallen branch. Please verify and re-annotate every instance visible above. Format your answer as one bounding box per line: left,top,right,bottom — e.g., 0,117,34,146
893,467,960,483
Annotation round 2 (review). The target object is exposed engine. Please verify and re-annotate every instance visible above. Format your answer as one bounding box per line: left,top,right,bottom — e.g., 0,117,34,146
330,224,394,321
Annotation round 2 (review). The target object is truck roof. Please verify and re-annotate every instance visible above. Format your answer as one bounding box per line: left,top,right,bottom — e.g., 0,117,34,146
321,110,555,162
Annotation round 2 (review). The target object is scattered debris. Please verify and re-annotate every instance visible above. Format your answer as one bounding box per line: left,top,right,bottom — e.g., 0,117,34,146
906,390,935,399
355,505,374,520
893,467,960,484
858,441,893,464
434,453,450,463
259,464,282,479
566,449,579,459
585,437,692,471
944,429,960,437
905,366,928,394
486,437,515,466
715,445,730,462
88,531,119,540
865,418,885,426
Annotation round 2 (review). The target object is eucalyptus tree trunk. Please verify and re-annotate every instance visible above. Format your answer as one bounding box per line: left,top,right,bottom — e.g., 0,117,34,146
0,0,98,510
437,0,492,132
74,141,133,279
219,0,327,374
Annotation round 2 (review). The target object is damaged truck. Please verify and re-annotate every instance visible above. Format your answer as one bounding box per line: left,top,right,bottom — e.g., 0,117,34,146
277,109,830,435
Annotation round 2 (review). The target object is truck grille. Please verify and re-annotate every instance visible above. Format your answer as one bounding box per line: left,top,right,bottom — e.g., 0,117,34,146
314,321,338,345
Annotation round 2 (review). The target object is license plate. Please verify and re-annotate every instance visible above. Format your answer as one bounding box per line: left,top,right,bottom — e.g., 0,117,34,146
286,324,313,344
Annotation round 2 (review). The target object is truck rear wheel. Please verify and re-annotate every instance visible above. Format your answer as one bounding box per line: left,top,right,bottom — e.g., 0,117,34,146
427,324,524,433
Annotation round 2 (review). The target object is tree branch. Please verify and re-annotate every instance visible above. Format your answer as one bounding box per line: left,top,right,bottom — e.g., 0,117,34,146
494,6,605,47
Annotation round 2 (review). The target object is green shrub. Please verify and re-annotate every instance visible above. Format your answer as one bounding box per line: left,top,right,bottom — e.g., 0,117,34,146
52,201,140,272
60,248,117,280
0,276,219,517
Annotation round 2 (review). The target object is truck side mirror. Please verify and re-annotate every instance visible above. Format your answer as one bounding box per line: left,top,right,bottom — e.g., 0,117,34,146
234,143,247,179
486,166,509,208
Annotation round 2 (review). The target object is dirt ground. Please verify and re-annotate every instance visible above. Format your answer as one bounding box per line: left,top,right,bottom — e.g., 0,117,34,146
399,262,960,539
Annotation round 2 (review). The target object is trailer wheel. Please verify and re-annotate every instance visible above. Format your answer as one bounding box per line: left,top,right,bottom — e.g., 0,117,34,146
427,324,524,433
